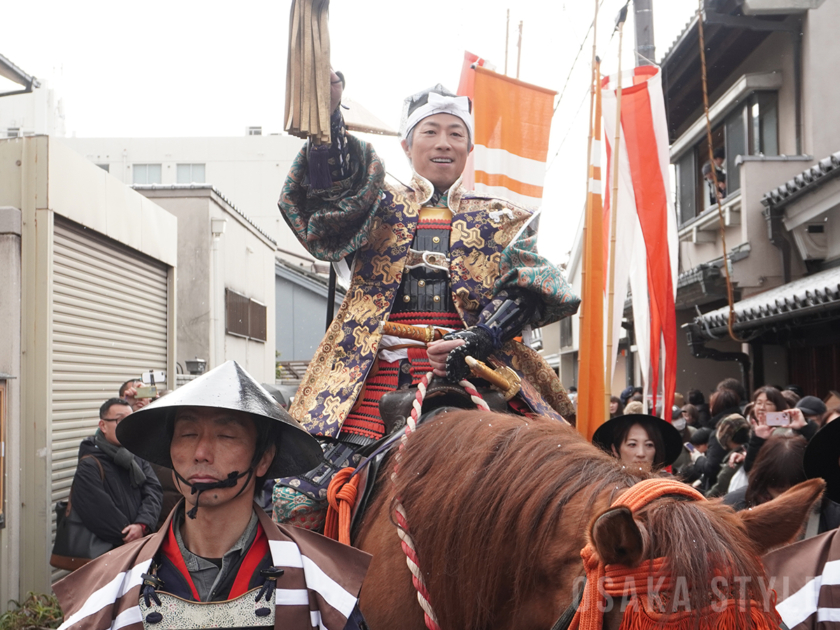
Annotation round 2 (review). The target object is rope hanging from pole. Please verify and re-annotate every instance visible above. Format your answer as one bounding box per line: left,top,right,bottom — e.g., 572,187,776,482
697,0,743,344
284,0,332,145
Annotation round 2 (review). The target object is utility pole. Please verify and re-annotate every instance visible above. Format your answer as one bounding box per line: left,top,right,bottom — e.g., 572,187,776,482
634,0,655,67
504,9,510,76
516,20,523,79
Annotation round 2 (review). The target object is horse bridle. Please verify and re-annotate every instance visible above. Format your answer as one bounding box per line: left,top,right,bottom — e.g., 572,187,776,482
545,576,791,630
548,577,585,630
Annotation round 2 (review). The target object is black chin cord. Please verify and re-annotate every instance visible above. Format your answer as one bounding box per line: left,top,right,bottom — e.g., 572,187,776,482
175,469,254,519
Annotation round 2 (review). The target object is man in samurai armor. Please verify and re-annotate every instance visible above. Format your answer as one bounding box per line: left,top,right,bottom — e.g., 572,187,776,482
54,360,370,630
275,74,580,528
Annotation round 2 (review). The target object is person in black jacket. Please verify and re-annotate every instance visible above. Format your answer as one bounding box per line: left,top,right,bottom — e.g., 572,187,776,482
691,413,749,494
71,398,162,548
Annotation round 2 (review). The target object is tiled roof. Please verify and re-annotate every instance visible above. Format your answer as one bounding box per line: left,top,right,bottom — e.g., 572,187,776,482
693,266,840,334
132,183,276,245
761,150,840,209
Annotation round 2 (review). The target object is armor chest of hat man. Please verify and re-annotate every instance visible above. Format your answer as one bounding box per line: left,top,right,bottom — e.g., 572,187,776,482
289,176,568,438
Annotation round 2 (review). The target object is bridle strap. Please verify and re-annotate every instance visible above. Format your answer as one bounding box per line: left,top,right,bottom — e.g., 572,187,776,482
549,577,586,630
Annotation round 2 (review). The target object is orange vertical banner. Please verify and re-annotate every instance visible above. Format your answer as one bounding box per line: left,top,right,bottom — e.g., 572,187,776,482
577,62,606,441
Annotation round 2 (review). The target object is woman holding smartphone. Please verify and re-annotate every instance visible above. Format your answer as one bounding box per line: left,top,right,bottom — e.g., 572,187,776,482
742,386,818,475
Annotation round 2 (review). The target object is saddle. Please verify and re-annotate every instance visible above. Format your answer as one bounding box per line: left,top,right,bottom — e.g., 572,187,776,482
347,377,507,539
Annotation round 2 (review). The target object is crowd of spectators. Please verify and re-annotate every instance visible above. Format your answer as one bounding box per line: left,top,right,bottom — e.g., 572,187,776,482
593,377,840,541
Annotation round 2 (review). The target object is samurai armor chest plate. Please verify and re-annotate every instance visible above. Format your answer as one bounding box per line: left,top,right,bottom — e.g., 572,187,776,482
394,223,453,314
139,588,274,630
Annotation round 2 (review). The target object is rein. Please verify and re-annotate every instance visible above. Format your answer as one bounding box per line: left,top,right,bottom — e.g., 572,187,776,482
393,371,490,630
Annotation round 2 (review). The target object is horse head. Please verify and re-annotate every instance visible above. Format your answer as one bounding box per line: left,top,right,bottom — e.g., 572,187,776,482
356,410,822,630
585,476,824,630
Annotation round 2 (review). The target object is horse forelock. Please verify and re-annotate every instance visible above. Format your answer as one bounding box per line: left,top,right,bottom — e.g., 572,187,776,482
631,496,773,623
386,409,643,630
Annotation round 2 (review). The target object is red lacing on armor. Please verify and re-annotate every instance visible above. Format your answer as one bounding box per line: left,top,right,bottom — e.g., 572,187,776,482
388,311,464,328
417,219,452,230
406,348,432,385
341,362,400,441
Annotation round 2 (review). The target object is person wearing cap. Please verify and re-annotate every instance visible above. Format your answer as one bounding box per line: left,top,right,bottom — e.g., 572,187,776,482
277,73,579,521
797,395,827,424
54,361,370,630
592,414,683,473
691,413,750,494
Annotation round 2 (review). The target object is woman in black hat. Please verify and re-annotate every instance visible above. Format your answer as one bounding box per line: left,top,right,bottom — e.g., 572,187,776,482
592,414,683,472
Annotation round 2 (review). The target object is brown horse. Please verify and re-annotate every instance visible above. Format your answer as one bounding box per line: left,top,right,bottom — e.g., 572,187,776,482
355,410,823,630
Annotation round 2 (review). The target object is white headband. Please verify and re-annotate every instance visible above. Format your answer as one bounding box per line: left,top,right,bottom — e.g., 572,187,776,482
403,92,474,146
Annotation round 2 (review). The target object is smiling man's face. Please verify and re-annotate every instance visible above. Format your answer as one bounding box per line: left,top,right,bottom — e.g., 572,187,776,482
402,113,470,191
170,407,273,509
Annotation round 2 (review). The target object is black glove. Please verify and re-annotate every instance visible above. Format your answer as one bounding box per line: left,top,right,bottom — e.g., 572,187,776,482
443,326,497,383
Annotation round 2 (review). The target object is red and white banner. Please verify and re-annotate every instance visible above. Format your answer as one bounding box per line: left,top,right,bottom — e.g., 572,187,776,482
602,66,678,416
458,52,556,207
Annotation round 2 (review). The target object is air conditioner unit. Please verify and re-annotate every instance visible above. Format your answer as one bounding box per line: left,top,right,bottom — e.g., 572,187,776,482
247,126,262,136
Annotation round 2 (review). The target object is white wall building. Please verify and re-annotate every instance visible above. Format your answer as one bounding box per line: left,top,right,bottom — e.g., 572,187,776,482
61,135,306,260
135,185,278,381
0,135,177,602
0,82,65,138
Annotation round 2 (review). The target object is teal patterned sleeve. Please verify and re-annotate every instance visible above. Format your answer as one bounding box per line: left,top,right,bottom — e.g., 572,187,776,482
494,214,581,328
278,134,387,262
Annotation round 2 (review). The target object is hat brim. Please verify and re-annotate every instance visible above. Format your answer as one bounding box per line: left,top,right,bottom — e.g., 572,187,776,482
592,414,684,468
804,420,840,502
116,361,322,478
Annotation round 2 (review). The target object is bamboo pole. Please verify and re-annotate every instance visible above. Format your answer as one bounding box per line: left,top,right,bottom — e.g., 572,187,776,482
604,17,626,419
516,21,523,79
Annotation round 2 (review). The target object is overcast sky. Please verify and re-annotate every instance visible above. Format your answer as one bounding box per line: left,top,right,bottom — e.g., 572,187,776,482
3,0,698,263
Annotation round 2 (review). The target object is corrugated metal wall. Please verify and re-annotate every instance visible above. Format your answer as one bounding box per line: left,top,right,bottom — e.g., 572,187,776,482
49,218,169,576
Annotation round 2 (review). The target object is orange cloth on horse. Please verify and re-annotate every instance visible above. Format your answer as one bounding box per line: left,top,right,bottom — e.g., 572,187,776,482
570,479,781,630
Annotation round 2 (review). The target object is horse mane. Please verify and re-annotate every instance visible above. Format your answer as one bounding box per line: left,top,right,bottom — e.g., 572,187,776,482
383,410,774,630
384,410,644,630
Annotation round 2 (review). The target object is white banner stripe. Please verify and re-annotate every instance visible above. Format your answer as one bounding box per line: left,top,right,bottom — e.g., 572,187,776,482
268,540,358,618
588,179,602,195
301,555,358,618
472,184,542,209
57,560,152,630
777,558,840,627
268,540,304,568
777,576,820,627
473,145,547,187
275,589,310,606
818,608,840,622
112,606,142,630
591,140,601,167
311,610,327,630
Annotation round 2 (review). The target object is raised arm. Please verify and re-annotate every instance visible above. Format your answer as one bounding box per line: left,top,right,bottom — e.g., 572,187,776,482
278,71,388,262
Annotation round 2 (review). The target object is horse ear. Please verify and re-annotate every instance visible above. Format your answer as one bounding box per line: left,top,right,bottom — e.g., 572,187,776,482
738,478,825,555
590,506,645,567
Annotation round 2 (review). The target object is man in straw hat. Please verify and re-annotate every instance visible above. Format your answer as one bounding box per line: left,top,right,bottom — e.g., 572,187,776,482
54,361,370,630
277,74,579,524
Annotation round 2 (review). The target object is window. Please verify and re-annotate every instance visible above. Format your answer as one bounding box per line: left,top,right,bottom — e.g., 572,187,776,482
133,164,162,185
673,91,778,225
96,164,110,173
560,317,573,349
176,163,206,184
225,289,267,343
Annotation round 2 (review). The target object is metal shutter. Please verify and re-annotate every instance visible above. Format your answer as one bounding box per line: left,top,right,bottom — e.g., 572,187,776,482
49,217,169,576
